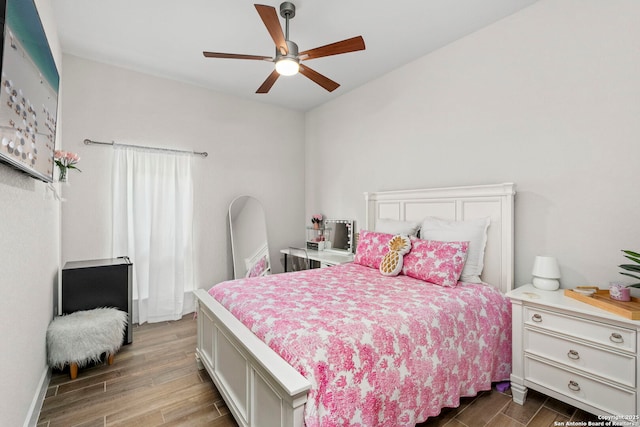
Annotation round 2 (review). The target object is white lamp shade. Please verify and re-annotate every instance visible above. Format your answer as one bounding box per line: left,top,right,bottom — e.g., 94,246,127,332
532,256,561,279
532,256,560,291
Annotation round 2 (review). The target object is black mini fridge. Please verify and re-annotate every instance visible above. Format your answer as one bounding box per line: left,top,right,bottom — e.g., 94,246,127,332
62,257,133,344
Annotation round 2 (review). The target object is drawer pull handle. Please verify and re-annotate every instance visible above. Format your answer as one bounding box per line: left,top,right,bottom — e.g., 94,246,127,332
531,314,542,322
609,333,624,343
567,350,580,360
568,380,581,392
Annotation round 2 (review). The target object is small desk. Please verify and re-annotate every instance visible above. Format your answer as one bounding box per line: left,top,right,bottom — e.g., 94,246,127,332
281,248,354,271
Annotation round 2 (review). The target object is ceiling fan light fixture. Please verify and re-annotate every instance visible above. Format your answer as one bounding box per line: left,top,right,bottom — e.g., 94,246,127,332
275,57,299,76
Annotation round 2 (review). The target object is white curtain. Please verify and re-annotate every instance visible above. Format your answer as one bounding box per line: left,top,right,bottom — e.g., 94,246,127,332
112,144,195,324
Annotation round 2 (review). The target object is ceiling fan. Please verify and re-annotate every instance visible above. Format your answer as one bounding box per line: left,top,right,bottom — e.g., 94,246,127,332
203,2,366,94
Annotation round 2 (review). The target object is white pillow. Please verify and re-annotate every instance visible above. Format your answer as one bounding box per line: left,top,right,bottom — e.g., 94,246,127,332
419,216,490,283
375,218,420,236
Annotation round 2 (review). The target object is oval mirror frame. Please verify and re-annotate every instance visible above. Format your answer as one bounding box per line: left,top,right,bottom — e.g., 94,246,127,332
229,196,271,279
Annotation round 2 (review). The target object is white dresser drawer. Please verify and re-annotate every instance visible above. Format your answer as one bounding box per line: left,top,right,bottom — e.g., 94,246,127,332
525,328,636,387
525,356,636,416
524,306,636,353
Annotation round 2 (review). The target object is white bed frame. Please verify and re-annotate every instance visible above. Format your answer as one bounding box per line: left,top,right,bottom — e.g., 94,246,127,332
194,183,516,427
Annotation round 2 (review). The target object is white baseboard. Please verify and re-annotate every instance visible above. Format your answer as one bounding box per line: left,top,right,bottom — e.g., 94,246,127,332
24,367,50,427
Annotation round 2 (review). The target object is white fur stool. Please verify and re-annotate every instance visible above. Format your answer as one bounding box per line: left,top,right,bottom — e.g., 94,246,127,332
47,308,128,379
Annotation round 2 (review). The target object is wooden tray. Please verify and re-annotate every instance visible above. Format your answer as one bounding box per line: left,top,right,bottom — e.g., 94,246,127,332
564,289,640,320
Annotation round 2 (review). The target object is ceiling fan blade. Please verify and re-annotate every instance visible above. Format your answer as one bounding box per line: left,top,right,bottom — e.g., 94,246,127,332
299,36,365,61
203,51,272,61
255,4,288,55
299,65,340,92
256,70,280,94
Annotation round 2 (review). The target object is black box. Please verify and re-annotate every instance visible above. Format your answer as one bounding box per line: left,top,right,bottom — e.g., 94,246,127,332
62,257,133,344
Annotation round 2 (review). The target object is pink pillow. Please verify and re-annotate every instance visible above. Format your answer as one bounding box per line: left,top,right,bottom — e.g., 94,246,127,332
354,230,395,269
247,255,268,278
402,237,469,287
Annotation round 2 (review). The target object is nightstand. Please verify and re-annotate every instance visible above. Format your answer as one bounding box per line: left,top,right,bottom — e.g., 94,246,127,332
507,284,640,422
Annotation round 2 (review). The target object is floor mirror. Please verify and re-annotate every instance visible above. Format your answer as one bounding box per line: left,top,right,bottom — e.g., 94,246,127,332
228,196,271,279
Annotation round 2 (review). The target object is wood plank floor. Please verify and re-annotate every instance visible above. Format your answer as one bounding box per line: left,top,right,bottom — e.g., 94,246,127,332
38,315,602,427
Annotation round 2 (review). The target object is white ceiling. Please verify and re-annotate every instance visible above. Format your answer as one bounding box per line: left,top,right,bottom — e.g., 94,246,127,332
51,0,538,112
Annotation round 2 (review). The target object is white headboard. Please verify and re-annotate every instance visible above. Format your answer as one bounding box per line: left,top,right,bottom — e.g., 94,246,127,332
364,183,516,293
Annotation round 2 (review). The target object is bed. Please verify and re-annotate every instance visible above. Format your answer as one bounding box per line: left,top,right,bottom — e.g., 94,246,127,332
194,183,516,427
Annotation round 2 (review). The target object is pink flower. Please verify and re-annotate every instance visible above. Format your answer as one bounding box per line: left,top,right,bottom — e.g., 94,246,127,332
54,150,81,168
54,150,82,181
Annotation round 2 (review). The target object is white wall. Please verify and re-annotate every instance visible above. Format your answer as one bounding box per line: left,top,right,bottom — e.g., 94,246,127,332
305,0,640,289
0,2,62,426
59,55,305,286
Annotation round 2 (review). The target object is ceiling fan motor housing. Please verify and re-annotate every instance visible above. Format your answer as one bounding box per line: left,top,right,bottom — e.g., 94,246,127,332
277,40,299,60
279,2,296,19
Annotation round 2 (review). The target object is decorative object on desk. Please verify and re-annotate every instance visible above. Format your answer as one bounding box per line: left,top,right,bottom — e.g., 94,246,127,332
608,249,640,301
531,255,561,290
311,214,323,229
306,240,325,251
324,219,354,254
609,282,631,302
54,150,81,183
618,249,640,287
306,223,327,251
572,286,597,296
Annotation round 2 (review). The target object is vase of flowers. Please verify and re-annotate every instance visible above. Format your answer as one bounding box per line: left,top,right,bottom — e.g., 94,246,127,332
311,214,323,229
54,150,81,183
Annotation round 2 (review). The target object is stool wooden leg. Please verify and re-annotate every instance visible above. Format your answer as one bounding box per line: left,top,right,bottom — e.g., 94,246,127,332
107,353,115,365
70,363,78,380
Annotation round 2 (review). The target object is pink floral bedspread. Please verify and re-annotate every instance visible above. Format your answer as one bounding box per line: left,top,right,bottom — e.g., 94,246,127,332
209,263,511,426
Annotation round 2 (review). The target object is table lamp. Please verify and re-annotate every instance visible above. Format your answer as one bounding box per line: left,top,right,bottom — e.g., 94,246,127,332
532,256,561,290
